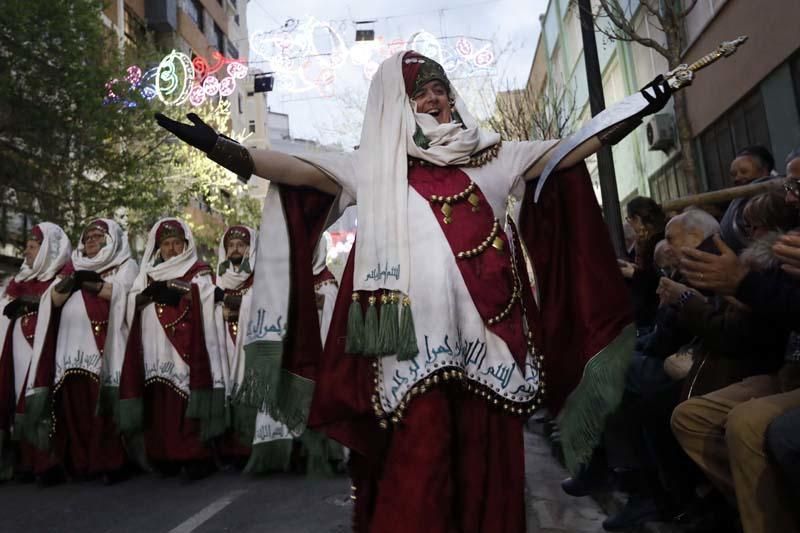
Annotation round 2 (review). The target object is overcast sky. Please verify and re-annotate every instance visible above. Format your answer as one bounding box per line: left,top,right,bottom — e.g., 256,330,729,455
246,0,549,145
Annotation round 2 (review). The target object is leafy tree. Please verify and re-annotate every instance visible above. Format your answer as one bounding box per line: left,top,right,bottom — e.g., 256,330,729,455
0,0,260,264
580,0,702,193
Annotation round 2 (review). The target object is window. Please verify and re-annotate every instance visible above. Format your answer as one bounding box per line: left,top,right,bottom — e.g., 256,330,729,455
234,14,240,26
186,0,204,33
647,159,685,203
214,23,225,53
123,7,145,45
227,39,239,59
238,94,243,114
699,88,771,191
248,120,256,134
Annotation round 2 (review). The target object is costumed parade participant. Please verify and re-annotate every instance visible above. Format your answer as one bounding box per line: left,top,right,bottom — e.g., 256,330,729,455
118,218,226,479
0,223,71,482
216,224,257,465
156,50,674,531
23,219,137,483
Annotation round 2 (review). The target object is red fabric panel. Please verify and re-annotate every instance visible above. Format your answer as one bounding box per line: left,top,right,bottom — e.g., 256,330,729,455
19,440,58,475
308,249,386,461
365,385,525,533
0,321,16,433
119,312,144,402
81,291,110,356
30,305,62,389
4,279,51,300
187,283,212,391
143,382,209,462
55,375,125,475
518,164,633,413
278,186,335,381
408,165,527,366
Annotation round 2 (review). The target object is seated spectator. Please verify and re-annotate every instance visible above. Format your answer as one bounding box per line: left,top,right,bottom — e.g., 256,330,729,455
653,240,678,279
619,197,666,332
671,148,800,533
720,145,776,253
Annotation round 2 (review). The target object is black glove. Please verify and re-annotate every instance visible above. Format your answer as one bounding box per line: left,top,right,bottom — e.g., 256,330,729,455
3,299,23,320
53,274,77,295
74,270,104,286
143,281,182,306
214,287,225,304
636,75,672,119
155,113,218,153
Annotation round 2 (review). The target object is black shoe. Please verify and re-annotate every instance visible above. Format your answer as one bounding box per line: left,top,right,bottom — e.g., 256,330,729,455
602,494,660,531
182,461,215,481
102,467,130,486
561,463,610,497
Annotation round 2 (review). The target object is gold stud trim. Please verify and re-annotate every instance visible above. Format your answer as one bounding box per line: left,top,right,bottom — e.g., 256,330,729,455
456,219,503,260
145,376,189,400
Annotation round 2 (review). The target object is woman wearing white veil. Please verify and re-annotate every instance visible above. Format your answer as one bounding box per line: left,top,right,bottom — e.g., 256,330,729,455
157,51,672,530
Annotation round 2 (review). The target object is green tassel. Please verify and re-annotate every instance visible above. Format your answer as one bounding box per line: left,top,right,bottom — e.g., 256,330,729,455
362,295,380,355
377,293,399,355
397,296,419,361
345,293,364,354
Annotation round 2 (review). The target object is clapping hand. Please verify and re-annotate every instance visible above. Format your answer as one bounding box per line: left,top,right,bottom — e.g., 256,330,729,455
773,231,800,278
680,235,749,295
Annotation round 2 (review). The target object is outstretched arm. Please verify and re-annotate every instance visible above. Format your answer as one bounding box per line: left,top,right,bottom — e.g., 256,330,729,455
155,113,339,195
523,76,671,180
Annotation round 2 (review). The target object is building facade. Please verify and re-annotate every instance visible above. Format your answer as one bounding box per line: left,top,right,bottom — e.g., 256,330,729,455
526,0,800,205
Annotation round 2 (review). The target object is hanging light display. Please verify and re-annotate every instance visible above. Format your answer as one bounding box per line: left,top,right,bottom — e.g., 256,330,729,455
105,50,248,108
249,17,496,95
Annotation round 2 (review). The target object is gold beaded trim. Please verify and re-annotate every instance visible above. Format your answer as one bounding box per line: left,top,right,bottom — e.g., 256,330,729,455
456,219,505,259
371,362,542,428
54,368,100,393
408,142,501,168
228,285,251,296
155,304,189,330
145,376,189,400
428,181,476,205
487,288,519,326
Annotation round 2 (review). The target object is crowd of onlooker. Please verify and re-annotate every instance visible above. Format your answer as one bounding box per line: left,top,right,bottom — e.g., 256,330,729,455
560,145,800,533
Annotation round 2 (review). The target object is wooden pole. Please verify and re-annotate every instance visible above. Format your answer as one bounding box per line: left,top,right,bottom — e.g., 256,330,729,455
662,180,780,212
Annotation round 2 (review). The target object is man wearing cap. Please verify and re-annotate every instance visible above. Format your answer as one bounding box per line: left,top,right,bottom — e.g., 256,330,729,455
119,218,226,479
0,223,71,482
24,219,138,483
157,50,673,531
216,224,256,465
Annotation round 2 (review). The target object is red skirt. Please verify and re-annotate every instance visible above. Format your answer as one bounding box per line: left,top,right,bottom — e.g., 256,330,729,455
143,382,210,463
56,374,126,475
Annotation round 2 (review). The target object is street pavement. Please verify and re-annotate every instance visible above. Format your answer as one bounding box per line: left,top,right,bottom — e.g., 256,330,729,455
0,429,605,533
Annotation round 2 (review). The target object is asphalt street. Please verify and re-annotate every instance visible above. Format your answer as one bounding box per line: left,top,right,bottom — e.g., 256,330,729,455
0,469,351,533
0,428,608,533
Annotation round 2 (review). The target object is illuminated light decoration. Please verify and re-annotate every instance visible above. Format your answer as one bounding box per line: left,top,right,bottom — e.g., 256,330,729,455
156,50,195,106
249,18,497,94
105,50,248,108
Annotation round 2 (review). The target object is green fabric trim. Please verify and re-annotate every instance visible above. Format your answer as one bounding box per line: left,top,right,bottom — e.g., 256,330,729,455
377,298,399,355
123,432,151,472
119,397,144,435
363,300,379,355
231,340,283,442
557,323,636,474
298,429,344,478
96,385,120,426
397,301,419,360
275,370,315,434
186,387,227,441
243,438,292,475
345,296,364,354
21,388,51,451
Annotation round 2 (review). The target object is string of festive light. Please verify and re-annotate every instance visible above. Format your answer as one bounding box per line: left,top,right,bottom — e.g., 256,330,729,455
248,18,496,95
104,50,248,108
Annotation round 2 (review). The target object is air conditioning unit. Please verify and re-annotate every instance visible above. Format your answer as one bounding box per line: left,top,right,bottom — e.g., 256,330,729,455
646,113,675,152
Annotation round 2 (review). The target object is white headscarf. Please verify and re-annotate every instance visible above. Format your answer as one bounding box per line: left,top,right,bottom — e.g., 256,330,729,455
305,51,499,297
15,222,71,282
216,225,257,290
71,218,132,273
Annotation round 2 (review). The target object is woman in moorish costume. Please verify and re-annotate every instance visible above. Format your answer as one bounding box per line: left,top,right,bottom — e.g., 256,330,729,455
156,51,672,531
